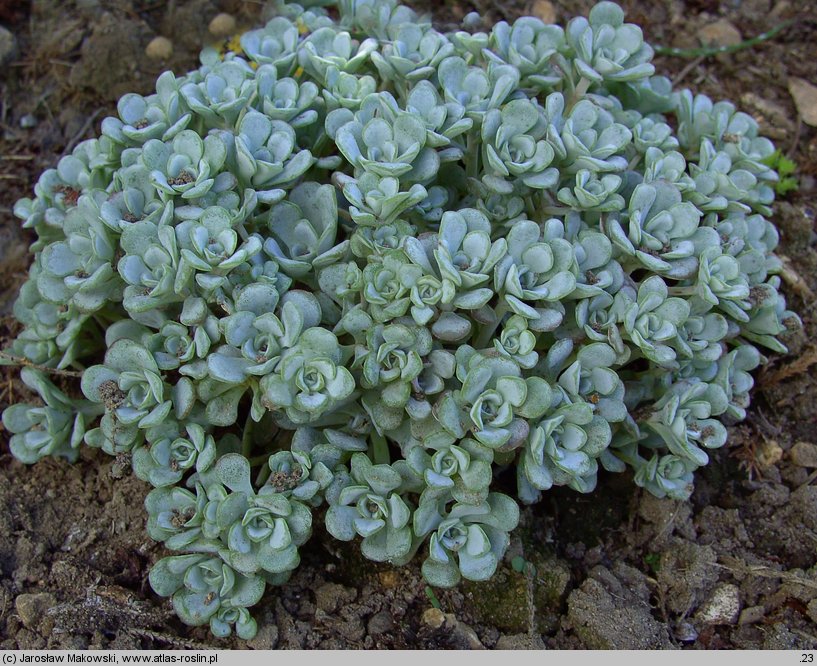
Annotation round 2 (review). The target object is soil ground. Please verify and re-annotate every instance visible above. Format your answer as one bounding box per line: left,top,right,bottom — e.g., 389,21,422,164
1,0,816,650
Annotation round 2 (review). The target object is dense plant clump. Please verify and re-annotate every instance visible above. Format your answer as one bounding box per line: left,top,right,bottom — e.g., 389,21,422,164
4,0,800,639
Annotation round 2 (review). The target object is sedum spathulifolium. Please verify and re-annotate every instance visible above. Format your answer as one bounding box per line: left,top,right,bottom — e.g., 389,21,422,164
4,0,801,638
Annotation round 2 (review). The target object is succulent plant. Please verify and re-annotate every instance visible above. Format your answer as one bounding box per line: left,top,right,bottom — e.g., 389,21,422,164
4,0,799,640
416,492,520,586
325,453,415,563
3,369,100,464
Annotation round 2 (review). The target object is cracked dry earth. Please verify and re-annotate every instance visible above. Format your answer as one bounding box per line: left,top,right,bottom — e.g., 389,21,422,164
1,0,816,650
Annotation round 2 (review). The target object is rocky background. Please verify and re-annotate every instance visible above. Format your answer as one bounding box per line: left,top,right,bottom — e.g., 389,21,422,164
0,0,816,650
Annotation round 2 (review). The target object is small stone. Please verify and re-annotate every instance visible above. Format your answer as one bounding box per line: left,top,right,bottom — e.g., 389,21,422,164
421,608,484,648
145,36,173,61
422,607,446,629
378,570,400,588
531,0,557,25
209,13,237,38
790,441,817,468
739,605,766,625
697,19,742,48
789,78,817,128
451,618,485,650
15,593,57,629
367,611,394,636
19,114,38,129
0,25,17,66
674,621,698,643
696,583,741,625
771,0,792,17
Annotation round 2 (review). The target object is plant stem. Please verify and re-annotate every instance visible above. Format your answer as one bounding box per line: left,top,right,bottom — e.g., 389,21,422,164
541,205,572,216
668,286,697,297
654,19,794,59
248,454,270,466
241,412,254,458
475,299,510,349
371,432,390,466
312,131,330,158
255,463,271,487
567,76,592,111
465,132,479,180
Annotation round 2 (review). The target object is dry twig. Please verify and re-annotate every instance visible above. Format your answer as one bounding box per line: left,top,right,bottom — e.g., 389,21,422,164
717,556,817,591
0,351,84,378
779,255,815,301
759,344,817,387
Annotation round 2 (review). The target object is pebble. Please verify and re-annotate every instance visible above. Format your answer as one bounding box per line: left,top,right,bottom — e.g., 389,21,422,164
15,593,56,629
788,78,817,128
696,583,741,625
790,441,817,468
421,609,484,649
0,25,17,66
674,621,698,643
697,19,742,48
739,605,766,625
19,114,38,129
378,570,400,588
367,610,395,636
145,36,173,61
422,607,446,629
770,0,792,17
209,13,237,38
450,617,484,650
532,0,557,25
